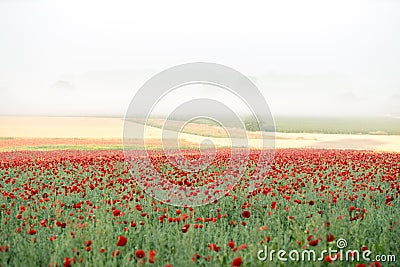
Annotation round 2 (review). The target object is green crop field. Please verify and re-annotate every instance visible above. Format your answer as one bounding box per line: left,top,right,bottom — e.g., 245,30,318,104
274,117,400,135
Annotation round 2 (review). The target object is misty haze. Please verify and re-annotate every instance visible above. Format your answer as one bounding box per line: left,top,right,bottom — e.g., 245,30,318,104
1,0,400,118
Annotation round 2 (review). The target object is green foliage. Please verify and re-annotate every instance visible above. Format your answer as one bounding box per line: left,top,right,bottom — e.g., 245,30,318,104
0,150,398,266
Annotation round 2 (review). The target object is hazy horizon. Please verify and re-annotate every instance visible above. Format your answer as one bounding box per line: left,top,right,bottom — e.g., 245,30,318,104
1,0,400,117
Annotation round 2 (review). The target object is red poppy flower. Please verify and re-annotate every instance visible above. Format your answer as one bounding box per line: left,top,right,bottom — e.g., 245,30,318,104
116,235,127,246
113,210,121,217
0,245,9,252
309,239,319,246
63,258,72,267
112,250,120,257
325,255,334,263
208,243,221,252
326,234,334,242
228,239,235,249
241,210,251,218
63,258,75,267
56,221,66,228
84,240,92,247
149,250,156,263
181,224,190,233
231,257,242,267
135,249,146,259
29,229,37,235
192,253,201,262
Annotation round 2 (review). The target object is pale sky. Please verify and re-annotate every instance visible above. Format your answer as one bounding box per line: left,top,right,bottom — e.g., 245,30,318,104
0,0,399,117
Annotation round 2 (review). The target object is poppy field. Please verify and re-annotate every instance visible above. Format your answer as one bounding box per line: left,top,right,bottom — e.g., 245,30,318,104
0,148,399,266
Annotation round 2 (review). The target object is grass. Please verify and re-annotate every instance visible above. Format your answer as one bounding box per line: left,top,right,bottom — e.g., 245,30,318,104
274,116,400,135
